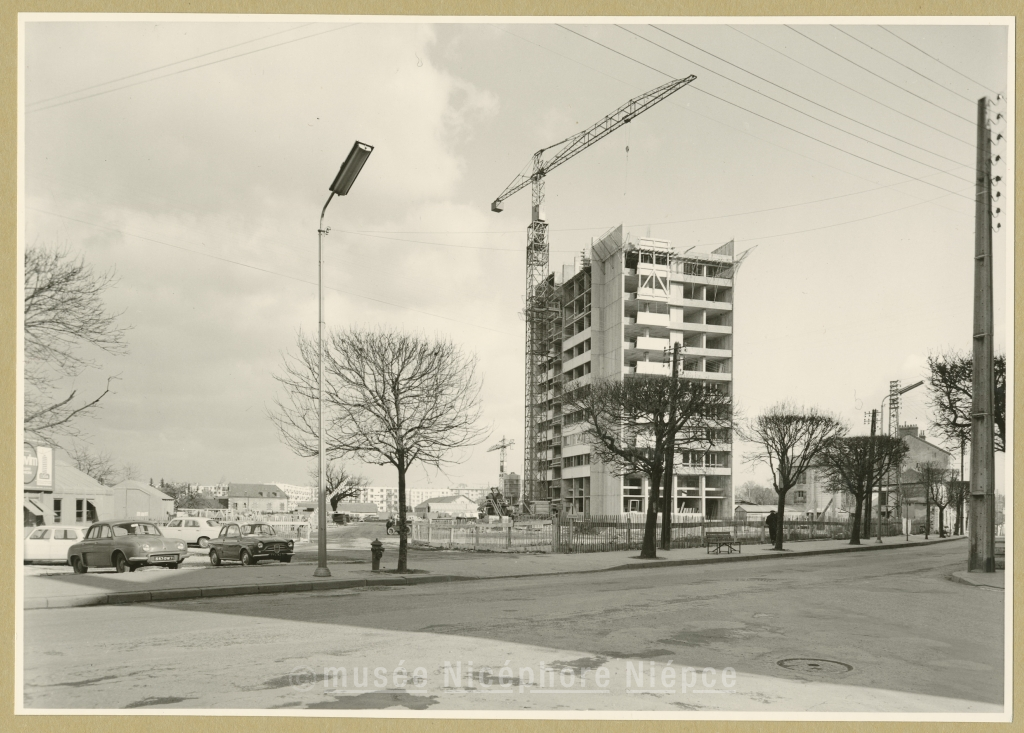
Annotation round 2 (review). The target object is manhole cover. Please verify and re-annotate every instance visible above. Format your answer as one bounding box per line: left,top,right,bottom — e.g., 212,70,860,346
777,658,852,674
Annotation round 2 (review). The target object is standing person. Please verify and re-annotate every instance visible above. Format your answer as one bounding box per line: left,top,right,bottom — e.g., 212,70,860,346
766,510,778,545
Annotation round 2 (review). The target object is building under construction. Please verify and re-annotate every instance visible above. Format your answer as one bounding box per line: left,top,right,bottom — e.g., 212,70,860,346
527,226,737,518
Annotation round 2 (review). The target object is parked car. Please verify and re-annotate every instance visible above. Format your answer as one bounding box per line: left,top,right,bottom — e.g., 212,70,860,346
208,522,294,566
24,526,85,563
66,520,189,574
161,517,223,547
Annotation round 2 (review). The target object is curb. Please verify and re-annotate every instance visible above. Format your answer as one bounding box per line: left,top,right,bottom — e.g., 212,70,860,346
25,538,964,610
951,570,1005,590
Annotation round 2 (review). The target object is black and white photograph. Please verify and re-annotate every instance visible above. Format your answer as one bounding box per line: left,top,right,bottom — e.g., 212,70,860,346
15,13,1012,719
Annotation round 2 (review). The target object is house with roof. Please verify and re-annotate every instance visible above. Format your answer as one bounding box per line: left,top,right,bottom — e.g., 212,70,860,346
413,494,479,518
23,439,112,533
109,480,175,522
227,483,290,513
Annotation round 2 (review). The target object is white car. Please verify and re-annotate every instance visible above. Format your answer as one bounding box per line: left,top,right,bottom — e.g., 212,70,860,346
161,517,223,547
24,525,85,563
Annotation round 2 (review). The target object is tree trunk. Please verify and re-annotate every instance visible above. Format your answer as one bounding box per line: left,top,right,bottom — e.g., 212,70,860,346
850,494,863,545
641,469,662,559
397,462,409,572
660,460,673,551
863,487,873,541
773,489,787,551
938,506,946,538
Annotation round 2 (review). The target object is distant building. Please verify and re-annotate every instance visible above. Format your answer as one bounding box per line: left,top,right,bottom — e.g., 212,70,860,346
198,483,229,498
414,494,479,518
23,440,112,530
274,483,316,504
227,484,290,513
334,502,380,518
499,473,521,503
733,504,777,522
110,480,175,522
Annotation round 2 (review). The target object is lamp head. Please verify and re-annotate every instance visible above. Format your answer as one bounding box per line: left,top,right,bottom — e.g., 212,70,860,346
329,141,374,196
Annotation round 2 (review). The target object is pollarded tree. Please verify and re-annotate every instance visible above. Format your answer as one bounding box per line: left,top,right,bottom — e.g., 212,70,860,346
271,328,488,572
307,461,368,512
817,435,909,545
741,403,846,551
565,376,731,559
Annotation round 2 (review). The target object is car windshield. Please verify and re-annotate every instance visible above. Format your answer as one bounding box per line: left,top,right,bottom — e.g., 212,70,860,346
240,524,275,536
29,529,50,539
112,522,162,536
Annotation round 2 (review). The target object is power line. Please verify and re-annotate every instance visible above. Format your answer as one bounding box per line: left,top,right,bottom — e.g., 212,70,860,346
830,25,977,104
556,26,976,204
784,25,975,125
27,23,315,108
879,26,997,95
27,207,516,336
511,25,965,214
29,25,352,114
630,25,972,178
729,25,974,149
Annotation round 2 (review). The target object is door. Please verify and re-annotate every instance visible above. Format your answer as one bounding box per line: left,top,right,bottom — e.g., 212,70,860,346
223,524,242,559
25,528,51,561
164,519,183,539
84,525,113,566
53,528,81,561
184,519,201,543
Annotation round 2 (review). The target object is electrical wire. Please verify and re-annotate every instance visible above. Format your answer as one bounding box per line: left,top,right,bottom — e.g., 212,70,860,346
26,206,517,336
879,26,997,95
729,25,974,149
647,25,971,170
830,25,977,104
784,25,975,125
28,25,353,114
27,23,316,108
624,25,972,180
557,25,976,204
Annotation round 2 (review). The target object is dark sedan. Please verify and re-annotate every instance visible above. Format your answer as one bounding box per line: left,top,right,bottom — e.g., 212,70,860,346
66,520,189,573
208,522,294,566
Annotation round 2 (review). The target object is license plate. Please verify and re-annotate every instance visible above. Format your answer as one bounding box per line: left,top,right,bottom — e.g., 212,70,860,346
151,555,176,562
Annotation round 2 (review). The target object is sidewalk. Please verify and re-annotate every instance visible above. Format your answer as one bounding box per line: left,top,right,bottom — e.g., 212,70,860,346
23,534,966,610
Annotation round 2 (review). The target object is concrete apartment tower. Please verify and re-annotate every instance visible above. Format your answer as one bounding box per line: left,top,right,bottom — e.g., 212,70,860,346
531,226,736,519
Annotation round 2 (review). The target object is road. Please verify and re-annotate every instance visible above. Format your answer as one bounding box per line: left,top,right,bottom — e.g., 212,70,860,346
22,541,1003,713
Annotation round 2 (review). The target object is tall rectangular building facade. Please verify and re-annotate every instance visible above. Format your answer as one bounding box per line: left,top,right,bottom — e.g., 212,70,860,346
530,226,735,518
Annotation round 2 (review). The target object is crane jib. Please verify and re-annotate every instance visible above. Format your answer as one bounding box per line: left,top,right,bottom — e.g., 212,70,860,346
490,75,696,211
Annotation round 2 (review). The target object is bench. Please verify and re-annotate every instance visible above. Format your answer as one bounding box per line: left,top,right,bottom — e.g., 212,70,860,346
705,531,741,554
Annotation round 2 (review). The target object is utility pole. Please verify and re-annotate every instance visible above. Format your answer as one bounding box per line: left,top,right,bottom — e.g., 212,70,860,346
863,409,881,543
661,342,681,550
969,95,1002,572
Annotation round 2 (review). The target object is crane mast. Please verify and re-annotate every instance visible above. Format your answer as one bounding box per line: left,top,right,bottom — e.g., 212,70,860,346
491,76,696,511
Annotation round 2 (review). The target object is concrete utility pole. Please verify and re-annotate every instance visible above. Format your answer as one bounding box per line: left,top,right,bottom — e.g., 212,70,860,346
661,342,681,550
969,95,1001,572
862,409,881,543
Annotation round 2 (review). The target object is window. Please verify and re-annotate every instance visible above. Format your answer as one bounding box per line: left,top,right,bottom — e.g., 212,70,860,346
112,524,129,537
98,525,112,539
794,491,807,504
29,529,50,540
86,526,102,539
53,499,62,524
86,501,98,523
168,519,181,527
76,499,84,523
185,520,199,528
226,525,241,538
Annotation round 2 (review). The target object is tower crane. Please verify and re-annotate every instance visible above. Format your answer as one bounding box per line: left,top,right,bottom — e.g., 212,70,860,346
487,436,515,476
491,76,696,509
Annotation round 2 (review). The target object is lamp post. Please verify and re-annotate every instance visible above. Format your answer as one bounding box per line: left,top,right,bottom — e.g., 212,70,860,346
313,141,374,579
879,380,923,544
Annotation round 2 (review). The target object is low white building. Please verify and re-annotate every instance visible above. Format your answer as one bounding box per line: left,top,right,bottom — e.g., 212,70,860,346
414,494,479,518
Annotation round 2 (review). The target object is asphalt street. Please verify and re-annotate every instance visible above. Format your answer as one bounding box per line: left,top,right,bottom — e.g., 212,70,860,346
22,540,1003,713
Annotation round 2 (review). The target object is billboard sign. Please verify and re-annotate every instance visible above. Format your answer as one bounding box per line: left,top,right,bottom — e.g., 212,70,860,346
24,441,54,490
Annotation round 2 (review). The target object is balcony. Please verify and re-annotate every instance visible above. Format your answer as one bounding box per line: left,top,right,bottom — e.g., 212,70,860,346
668,296,732,312
636,335,670,352
636,311,670,328
635,361,671,376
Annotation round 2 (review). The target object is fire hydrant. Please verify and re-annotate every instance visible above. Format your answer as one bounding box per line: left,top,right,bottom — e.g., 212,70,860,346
370,538,385,571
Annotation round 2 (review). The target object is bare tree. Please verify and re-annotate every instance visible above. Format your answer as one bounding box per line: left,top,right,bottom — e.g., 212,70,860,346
118,462,141,483
737,480,776,505
818,435,908,545
946,474,970,535
741,403,846,551
916,462,950,539
306,461,368,511
67,444,119,486
24,246,129,441
926,349,1006,456
271,328,487,572
565,376,731,559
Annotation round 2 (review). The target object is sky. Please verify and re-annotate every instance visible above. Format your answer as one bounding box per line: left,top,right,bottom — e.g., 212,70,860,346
21,17,1011,492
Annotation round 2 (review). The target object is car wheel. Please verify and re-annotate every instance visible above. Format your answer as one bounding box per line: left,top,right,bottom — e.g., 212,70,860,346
239,549,252,566
71,556,87,574
210,549,221,566
198,537,210,548
113,552,128,573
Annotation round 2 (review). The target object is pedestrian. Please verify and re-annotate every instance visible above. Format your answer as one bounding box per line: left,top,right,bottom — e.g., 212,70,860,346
766,510,778,544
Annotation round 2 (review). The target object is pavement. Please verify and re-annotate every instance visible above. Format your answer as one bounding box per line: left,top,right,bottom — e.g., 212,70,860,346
21,540,1003,713
23,532,970,609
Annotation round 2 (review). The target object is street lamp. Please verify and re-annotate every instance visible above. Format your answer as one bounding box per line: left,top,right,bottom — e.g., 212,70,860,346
313,141,374,578
879,379,924,544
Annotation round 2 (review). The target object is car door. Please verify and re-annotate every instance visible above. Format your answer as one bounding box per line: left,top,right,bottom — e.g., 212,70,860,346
184,519,201,543
25,528,50,561
164,518,183,540
54,528,81,561
84,525,113,567
222,524,242,559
